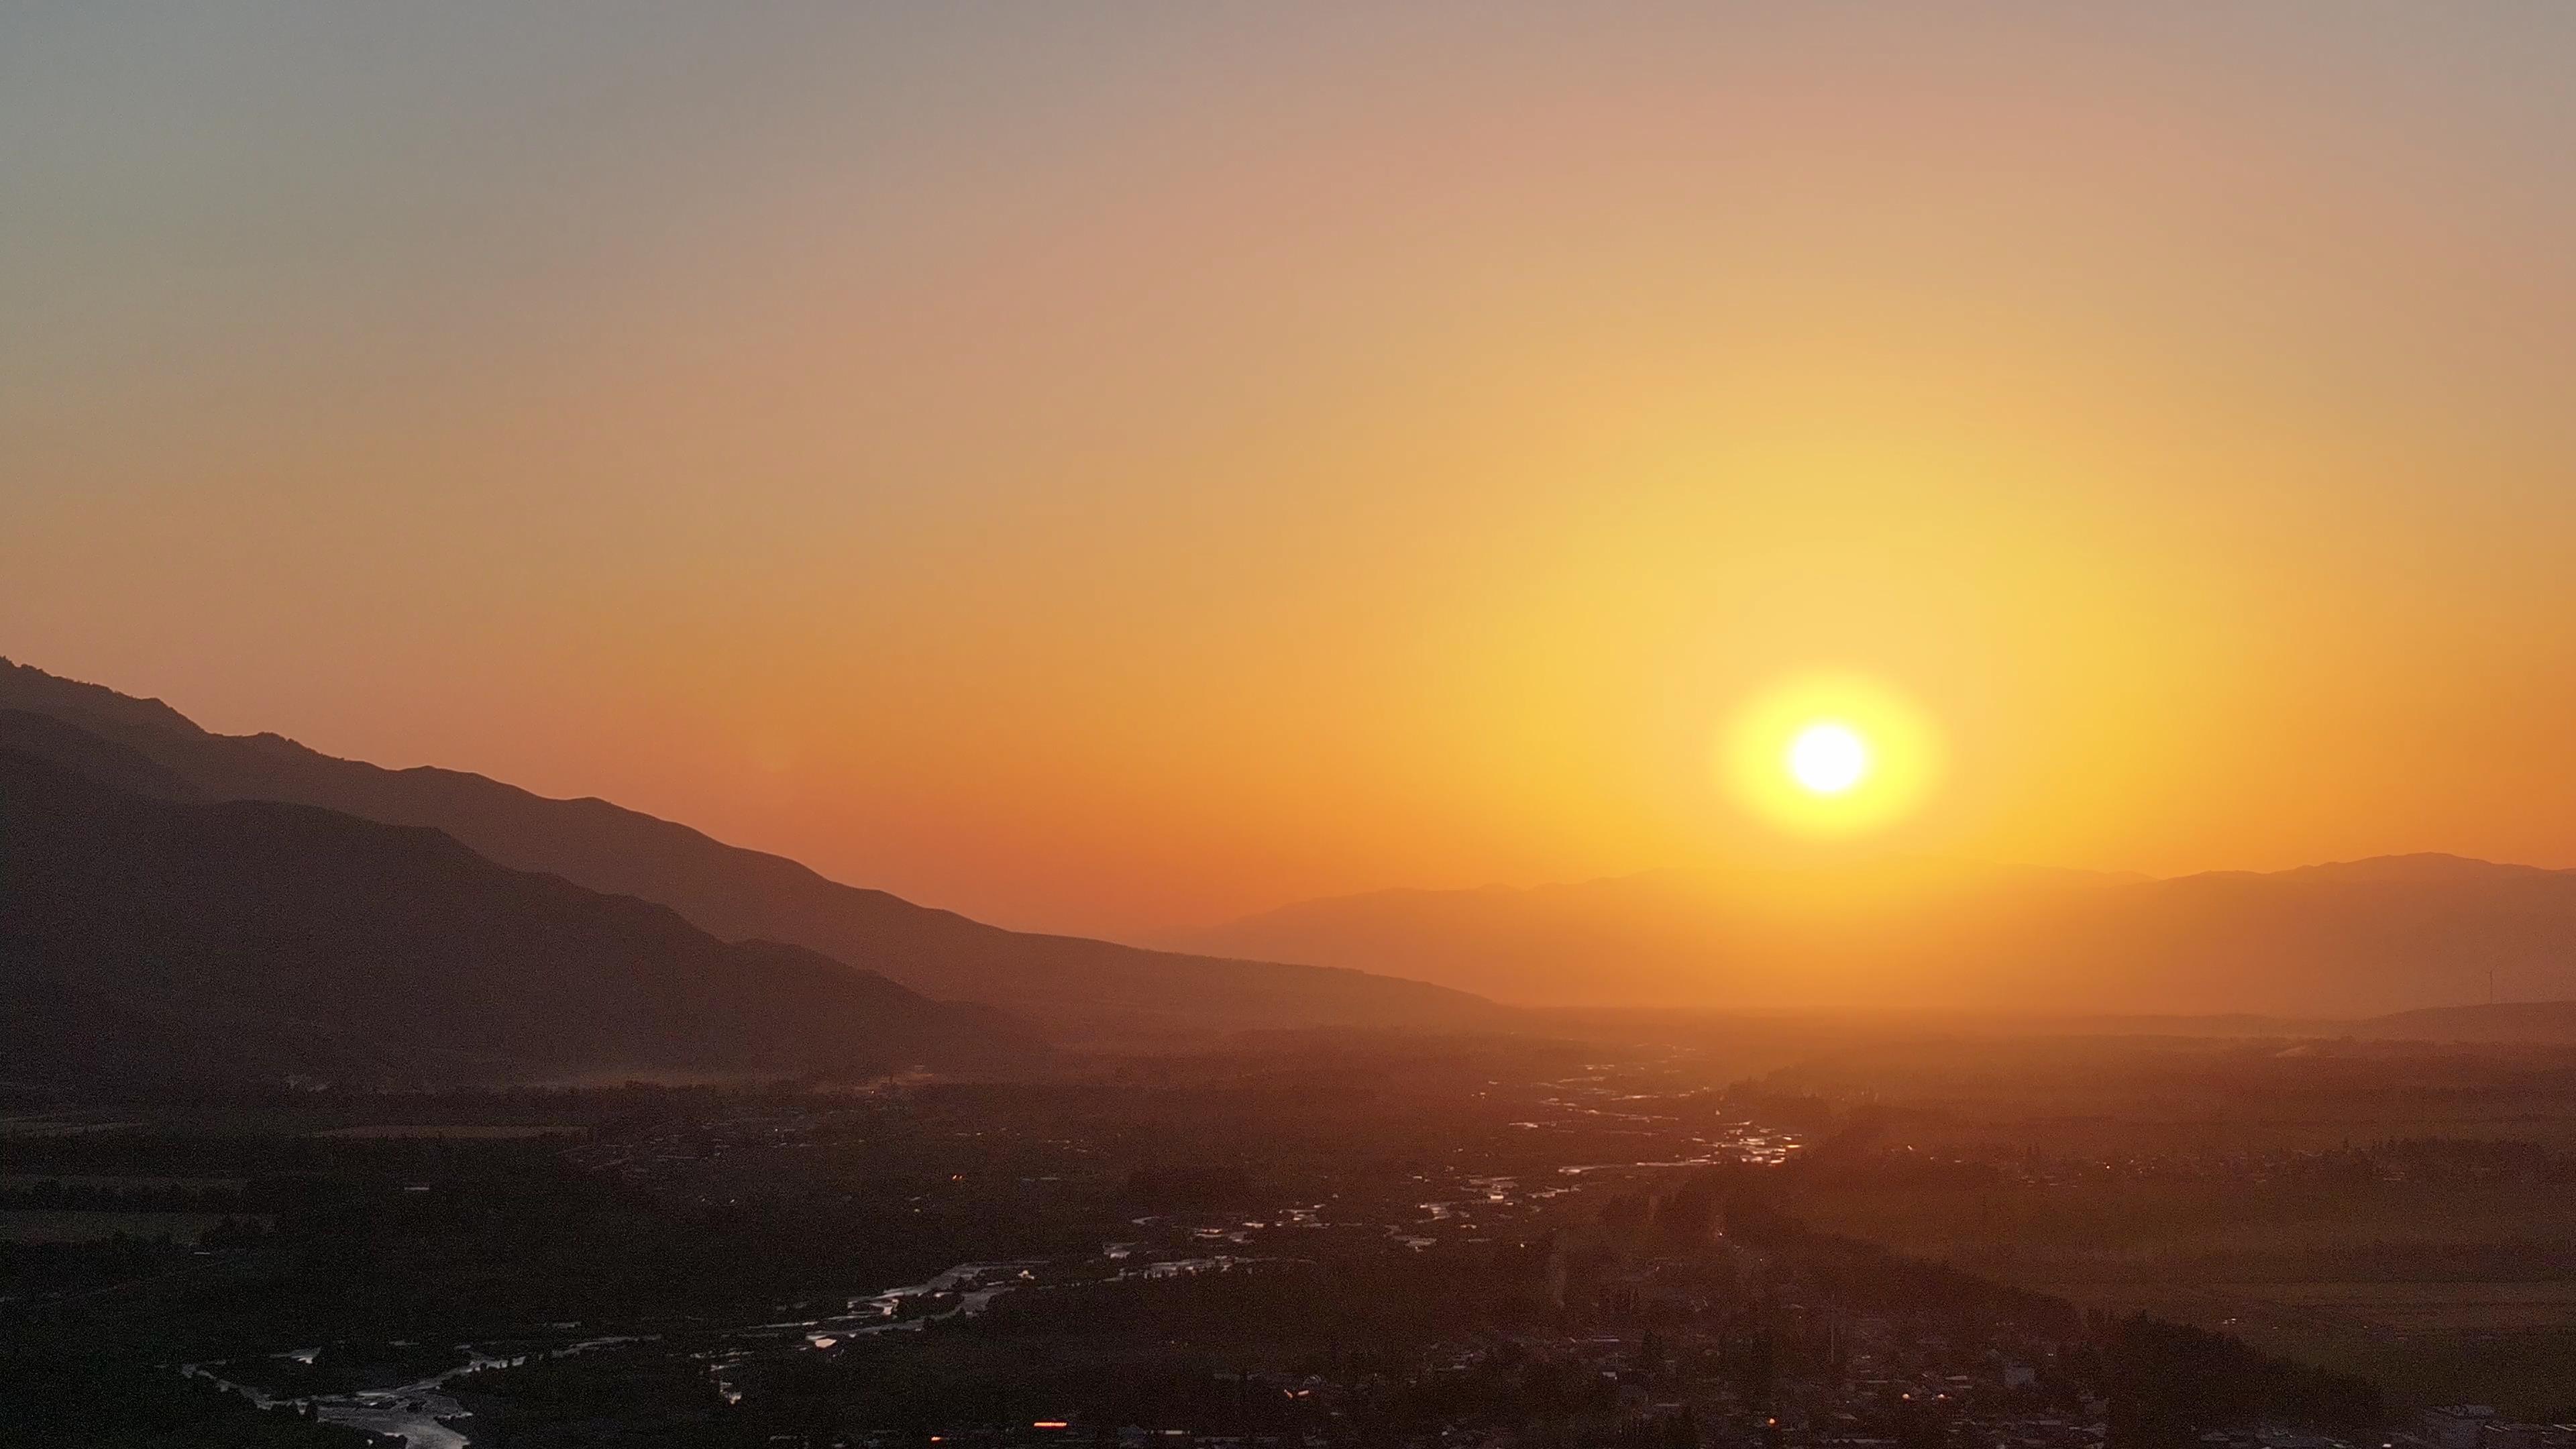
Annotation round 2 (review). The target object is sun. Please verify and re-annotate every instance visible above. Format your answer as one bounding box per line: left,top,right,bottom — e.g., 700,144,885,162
1786,720,1870,795
1717,672,1941,836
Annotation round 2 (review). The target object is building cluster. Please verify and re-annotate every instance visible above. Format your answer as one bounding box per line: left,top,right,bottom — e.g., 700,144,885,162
2400,1405,2576,1449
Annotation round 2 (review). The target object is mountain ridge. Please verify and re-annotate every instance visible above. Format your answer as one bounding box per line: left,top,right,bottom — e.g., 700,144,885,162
0,748,1034,1085
0,658,1497,1034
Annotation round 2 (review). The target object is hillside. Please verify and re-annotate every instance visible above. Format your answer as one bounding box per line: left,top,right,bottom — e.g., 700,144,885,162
0,749,1034,1085
2345,1000,2576,1044
0,659,1496,1033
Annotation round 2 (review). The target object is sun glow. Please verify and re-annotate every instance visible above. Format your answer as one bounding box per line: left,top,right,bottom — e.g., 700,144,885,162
1721,674,1941,837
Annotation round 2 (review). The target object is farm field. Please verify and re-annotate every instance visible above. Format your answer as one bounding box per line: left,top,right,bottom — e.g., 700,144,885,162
2042,1280,2576,1416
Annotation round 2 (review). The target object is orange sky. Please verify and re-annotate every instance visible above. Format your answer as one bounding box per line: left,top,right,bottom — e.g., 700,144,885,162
7,6,2576,936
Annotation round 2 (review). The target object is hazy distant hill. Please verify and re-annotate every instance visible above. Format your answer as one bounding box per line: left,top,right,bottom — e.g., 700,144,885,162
0,659,1494,1033
0,748,1032,1085
2345,1000,2576,1044
1174,855,2576,1017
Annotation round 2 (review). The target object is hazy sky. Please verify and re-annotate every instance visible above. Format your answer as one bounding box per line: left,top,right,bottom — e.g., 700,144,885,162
7,5,2576,936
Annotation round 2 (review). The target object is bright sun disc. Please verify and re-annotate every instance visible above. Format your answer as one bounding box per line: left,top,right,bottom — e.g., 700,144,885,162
1717,672,1941,837
1787,722,1869,794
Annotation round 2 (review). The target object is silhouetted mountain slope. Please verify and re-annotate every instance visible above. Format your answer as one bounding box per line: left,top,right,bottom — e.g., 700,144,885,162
1176,855,2576,1016
0,749,1032,1085
0,708,203,802
0,660,1493,1032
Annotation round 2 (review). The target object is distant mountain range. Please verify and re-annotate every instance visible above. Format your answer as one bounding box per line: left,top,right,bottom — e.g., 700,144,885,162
2339,1000,2576,1044
0,659,1495,1045
1171,855,2576,1018
17,653,2576,1068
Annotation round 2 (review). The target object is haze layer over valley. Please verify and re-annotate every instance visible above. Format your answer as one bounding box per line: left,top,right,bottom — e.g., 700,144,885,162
1175,855,2576,1017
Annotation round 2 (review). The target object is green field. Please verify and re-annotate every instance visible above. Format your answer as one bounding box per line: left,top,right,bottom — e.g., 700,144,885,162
2041,1280,2576,1415
1790,1177,2576,1413
1794,1179,2576,1275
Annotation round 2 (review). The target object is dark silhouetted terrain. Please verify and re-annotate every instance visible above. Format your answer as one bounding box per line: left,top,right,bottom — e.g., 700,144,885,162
0,748,1032,1085
0,659,1495,1033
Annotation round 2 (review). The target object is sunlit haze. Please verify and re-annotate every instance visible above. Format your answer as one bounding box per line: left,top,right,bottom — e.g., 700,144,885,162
9,5,2576,938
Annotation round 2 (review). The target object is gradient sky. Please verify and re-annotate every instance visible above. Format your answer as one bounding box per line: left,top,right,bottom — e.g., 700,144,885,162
7,5,2576,938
